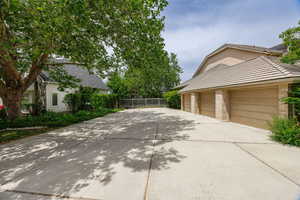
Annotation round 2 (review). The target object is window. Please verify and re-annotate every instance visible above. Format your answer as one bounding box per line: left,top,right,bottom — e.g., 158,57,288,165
52,93,58,106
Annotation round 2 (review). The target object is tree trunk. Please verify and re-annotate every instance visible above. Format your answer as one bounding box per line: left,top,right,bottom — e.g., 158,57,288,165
32,81,41,115
3,89,23,120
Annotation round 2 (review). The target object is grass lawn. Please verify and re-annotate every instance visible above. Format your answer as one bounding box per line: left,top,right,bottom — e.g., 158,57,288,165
0,128,53,144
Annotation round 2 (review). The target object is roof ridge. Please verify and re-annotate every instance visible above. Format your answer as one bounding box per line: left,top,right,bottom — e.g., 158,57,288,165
260,56,292,76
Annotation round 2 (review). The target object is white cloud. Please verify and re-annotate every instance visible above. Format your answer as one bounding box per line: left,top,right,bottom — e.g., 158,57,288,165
163,0,300,81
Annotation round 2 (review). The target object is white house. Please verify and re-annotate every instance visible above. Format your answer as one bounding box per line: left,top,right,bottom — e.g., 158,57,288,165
0,61,109,112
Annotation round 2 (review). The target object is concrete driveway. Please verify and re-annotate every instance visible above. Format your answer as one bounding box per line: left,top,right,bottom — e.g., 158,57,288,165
0,108,300,200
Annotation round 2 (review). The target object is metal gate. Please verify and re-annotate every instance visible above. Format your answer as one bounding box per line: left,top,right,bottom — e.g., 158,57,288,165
119,98,166,108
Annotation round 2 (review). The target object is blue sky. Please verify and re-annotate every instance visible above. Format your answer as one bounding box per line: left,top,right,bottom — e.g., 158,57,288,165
162,0,300,81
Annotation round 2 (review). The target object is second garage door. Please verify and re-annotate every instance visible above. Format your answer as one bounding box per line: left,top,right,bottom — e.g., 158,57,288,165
199,91,215,118
230,87,278,129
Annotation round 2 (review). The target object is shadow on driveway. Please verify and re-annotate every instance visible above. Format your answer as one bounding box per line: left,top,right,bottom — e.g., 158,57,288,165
0,109,195,199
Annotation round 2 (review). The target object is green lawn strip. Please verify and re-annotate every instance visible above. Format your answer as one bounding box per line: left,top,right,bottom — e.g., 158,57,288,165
0,128,53,144
0,108,123,144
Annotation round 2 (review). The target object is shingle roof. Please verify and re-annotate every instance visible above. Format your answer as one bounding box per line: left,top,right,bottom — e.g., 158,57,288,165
223,43,283,54
270,44,288,52
174,79,193,89
192,43,283,78
180,56,300,93
41,62,108,90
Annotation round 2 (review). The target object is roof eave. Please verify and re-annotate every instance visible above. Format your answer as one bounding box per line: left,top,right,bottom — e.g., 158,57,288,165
179,76,300,94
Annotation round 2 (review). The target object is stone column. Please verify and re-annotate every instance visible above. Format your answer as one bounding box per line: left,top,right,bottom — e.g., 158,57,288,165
191,92,199,114
215,90,230,121
181,94,184,111
278,84,289,117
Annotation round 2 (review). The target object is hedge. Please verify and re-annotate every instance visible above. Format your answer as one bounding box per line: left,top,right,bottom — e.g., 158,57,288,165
0,108,121,130
163,90,181,109
91,93,118,109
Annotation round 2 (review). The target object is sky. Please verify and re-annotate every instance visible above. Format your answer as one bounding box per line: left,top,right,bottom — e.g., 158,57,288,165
162,0,300,82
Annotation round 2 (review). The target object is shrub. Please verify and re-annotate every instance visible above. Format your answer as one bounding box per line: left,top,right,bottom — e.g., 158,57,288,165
91,94,117,109
163,90,181,109
269,117,300,146
0,108,121,130
64,87,98,113
0,105,7,120
64,93,82,113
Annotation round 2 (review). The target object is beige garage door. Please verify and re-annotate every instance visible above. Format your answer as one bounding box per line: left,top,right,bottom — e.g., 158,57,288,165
230,87,278,129
199,91,215,118
183,94,191,112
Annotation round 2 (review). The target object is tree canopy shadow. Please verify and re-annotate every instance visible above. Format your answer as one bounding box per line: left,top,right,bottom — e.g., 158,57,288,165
0,108,197,199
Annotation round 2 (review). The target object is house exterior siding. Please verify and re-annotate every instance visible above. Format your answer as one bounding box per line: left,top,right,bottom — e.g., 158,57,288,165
196,48,270,75
180,83,289,129
178,44,296,129
45,83,74,112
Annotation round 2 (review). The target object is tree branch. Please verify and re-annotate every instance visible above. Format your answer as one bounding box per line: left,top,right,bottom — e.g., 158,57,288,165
0,49,21,82
23,53,49,91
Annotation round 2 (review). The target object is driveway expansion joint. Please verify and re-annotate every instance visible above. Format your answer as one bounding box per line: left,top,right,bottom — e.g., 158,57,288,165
143,122,159,200
234,143,300,188
4,189,103,200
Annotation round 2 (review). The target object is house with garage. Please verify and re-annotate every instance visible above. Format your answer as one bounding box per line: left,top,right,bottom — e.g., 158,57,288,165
0,59,109,112
178,43,300,129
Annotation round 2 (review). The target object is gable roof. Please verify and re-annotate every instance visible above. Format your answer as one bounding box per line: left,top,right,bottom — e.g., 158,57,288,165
180,56,300,93
41,61,108,90
270,43,288,52
174,78,193,89
192,43,283,78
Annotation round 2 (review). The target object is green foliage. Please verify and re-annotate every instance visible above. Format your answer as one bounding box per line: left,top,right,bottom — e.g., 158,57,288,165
107,53,182,99
280,20,300,64
163,90,181,109
64,93,82,113
63,87,98,112
269,117,300,146
91,94,118,109
0,0,169,119
0,108,121,130
0,108,7,120
0,0,168,84
115,52,182,98
107,73,130,99
0,128,51,144
281,85,300,120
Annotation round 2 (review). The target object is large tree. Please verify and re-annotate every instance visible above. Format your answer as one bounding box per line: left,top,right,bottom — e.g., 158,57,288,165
280,20,300,119
0,0,168,119
280,20,300,64
110,52,182,98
